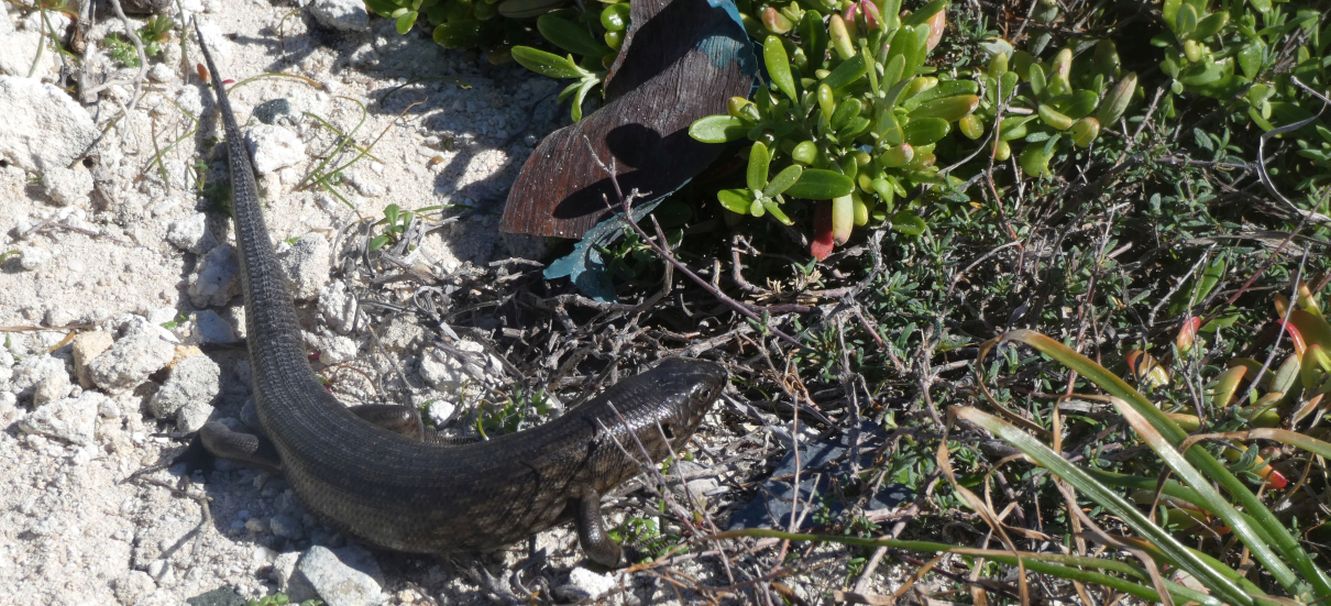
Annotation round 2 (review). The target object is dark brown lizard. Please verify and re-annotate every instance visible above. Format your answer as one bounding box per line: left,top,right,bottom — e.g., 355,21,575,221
191,21,726,567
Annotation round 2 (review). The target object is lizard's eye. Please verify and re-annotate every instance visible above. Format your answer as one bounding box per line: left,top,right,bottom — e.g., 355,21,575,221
661,424,675,440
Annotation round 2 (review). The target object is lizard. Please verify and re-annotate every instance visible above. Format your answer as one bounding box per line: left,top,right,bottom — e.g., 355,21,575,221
190,21,727,567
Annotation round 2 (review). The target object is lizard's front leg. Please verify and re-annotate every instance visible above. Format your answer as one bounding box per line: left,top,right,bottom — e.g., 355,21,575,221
574,490,624,567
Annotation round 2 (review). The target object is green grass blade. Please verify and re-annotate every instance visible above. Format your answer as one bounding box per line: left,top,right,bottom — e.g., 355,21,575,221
997,330,1331,598
1108,398,1302,597
956,406,1256,605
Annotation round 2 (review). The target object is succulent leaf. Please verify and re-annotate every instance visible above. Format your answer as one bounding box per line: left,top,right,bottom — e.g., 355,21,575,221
763,35,798,101
787,169,855,199
764,164,805,197
689,115,748,143
746,141,771,191
716,188,752,215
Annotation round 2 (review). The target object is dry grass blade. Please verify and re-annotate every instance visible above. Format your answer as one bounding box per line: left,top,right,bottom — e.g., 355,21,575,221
934,439,1030,604
1188,429,1331,460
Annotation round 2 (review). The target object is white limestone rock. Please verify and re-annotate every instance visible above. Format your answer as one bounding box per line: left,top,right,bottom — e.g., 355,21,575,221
417,340,505,392
147,354,220,422
166,213,220,255
287,545,384,606
86,322,176,393
246,124,306,174
309,0,370,32
188,244,240,308
318,280,359,334
0,76,97,170
71,330,113,388
554,567,617,602
278,234,331,301
19,391,105,445
40,165,94,207
11,355,70,406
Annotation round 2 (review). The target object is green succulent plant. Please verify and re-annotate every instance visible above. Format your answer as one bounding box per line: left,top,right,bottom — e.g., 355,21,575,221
693,0,980,259
973,39,1138,178
364,0,1328,264
1153,0,1329,193
364,0,533,50
714,140,853,225
367,0,625,120
508,5,625,121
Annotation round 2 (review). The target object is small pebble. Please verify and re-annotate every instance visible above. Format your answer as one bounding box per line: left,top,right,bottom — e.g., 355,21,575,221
40,165,94,207
417,340,505,392
72,332,114,392
269,513,304,540
175,399,214,433
30,369,71,407
247,124,307,174
146,354,220,421
11,355,69,405
17,245,51,271
86,323,176,393
318,281,359,334
165,213,219,255
147,63,174,83
110,571,156,605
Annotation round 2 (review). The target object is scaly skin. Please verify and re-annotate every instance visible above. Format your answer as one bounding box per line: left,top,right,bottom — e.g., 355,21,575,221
191,22,726,566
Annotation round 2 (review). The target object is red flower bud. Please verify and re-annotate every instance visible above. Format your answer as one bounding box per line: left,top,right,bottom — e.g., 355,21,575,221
842,0,881,32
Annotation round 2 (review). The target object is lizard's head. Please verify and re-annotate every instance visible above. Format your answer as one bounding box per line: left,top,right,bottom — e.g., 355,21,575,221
585,357,727,493
627,357,727,454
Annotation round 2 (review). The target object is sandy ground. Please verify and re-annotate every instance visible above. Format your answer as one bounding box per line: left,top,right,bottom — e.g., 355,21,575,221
0,0,662,603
